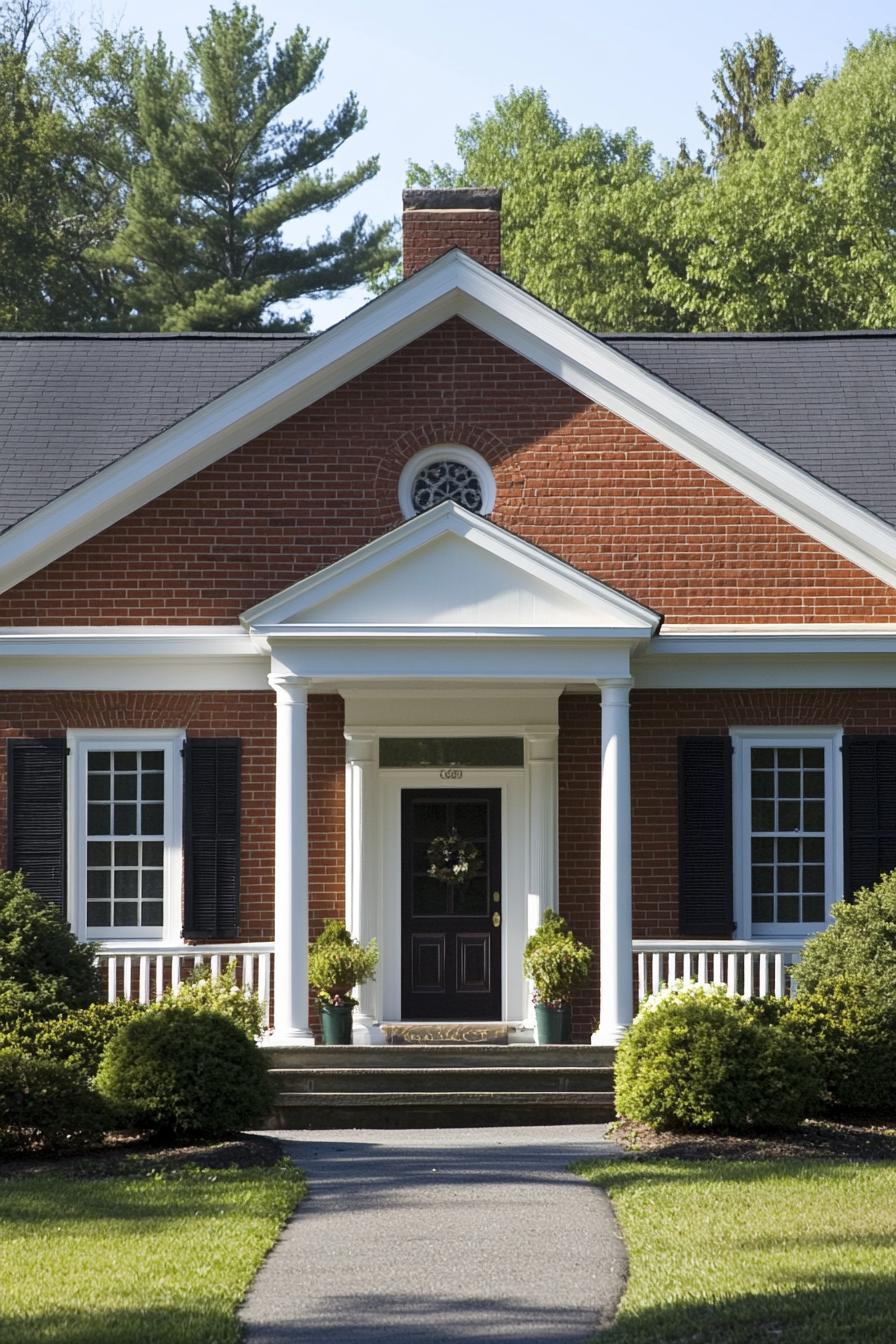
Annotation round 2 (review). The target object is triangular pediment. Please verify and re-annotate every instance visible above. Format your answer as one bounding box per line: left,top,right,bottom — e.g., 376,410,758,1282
241,502,659,636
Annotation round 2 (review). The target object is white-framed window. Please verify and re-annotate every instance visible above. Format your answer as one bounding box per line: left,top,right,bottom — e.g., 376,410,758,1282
398,445,496,519
67,729,184,943
732,727,842,937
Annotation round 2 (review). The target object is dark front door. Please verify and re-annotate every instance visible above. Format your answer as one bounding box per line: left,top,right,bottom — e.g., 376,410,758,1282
401,788,502,1021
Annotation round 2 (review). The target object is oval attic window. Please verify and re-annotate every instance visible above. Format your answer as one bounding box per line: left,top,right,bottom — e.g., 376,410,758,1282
398,446,496,520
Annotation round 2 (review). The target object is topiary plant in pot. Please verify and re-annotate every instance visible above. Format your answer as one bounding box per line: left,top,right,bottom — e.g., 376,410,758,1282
523,910,592,1043
308,920,379,1044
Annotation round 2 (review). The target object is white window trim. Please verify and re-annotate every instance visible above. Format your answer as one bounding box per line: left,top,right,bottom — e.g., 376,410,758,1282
731,726,843,939
67,728,185,945
397,444,497,519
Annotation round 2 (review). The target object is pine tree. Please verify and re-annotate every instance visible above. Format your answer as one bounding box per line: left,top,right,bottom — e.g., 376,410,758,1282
109,4,395,330
697,31,813,165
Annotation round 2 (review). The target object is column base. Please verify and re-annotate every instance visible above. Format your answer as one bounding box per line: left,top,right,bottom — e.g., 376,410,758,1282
262,1028,315,1049
351,1014,386,1045
590,1022,630,1047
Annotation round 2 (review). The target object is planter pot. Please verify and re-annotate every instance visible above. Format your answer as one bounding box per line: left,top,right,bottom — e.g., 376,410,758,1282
535,1001,572,1044
319,1001,354,1045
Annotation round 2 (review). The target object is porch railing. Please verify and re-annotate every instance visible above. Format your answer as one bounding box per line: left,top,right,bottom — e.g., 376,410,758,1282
633,938,805,1005
96,942,275,1022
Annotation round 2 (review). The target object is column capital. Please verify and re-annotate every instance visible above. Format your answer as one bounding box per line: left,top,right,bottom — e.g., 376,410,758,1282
526,730,558,763
268,673,310,704
598,678,633,704
344,731,377,764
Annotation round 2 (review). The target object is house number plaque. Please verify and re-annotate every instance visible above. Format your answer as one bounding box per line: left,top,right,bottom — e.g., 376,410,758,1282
439,768,464,779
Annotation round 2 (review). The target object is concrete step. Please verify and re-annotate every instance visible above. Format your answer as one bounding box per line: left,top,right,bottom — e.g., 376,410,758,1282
265,1090,616,1130
265,1044,615,1070
269,1066,615,1095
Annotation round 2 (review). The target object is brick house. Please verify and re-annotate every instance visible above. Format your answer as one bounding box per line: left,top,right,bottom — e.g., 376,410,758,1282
3,187,896,1048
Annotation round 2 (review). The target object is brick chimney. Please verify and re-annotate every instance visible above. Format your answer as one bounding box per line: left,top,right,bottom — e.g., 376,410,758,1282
402,188,502,277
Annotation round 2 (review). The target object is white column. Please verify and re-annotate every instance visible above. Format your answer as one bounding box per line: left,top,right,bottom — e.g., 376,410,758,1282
592,679,634,1046
526,732,558,1027
266,674,314,1047
345,732,385,1044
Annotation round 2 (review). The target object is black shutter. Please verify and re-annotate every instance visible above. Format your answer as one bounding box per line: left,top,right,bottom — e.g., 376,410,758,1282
842,736,896,899
183,738,241,938
678,736,734,936
7,738,67,915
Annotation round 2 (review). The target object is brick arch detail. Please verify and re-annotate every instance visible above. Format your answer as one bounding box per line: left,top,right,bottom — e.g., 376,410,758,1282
371,423,519,517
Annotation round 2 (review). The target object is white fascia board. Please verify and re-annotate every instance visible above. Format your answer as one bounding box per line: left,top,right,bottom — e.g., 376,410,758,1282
241,500,659,631
647,628,896,655
3,249,896,594
0,626,269,690
256,625,650,640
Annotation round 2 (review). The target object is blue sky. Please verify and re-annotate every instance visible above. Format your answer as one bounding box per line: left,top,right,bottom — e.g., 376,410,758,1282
106,0,896,328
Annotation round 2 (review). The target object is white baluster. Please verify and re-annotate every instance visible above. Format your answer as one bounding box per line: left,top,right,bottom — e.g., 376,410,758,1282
726,953,738,996
758,953,769,998
788,954,798,999
107,957,117,1004
682,952,692,985
774,952,785,997
697,952,707,985
743,952,754,999
258,952,271,1025
243,953,255,992
122,956,133,1001
210,953,222,982
667,952,677,987
138,956,150,1005
651,952,661,994
637,953,646,1004
713,951,723,986
155,955,165,1002
171,955,182,995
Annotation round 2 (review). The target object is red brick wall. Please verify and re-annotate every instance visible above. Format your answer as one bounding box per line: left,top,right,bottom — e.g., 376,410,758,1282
0,691,345,944
402,209,501,275
2,319,895,625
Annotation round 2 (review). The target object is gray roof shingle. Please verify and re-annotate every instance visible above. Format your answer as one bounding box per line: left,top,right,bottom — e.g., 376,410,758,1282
0,333,307,534
1,326,895,540
602,331,896,528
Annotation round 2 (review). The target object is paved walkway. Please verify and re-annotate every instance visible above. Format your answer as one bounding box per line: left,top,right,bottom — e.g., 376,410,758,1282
240,1124,626,1344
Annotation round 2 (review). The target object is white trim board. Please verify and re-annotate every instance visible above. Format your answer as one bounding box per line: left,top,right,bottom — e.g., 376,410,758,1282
0,251,895,594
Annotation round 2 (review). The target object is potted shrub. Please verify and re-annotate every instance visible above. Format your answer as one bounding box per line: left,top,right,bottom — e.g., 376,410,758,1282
523,910,592,1043
308,920,378,1045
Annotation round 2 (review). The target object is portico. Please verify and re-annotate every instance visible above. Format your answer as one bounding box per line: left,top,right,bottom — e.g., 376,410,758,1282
242,500,660,1046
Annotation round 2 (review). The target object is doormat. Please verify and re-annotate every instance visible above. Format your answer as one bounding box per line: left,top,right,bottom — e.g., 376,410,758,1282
382,1023,509,1045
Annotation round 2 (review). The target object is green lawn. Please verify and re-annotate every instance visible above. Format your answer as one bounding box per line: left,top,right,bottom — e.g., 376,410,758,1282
0,1159,305,1344
577,1158,896,1344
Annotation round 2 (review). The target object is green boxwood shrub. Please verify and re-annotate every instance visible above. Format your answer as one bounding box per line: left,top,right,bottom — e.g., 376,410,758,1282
96,1006,276,1140
0,1001,148,1078
523,910,592,1006
789,872,896,1114
159,962,265,1038
615,983,820,1132
0,870,99,1021
0,1047,111,1153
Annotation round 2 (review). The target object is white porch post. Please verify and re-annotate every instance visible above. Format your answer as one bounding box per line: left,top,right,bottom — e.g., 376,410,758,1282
526,731,558,1026
345,732,385,1044
592,679,634,1046
267,674,314,1046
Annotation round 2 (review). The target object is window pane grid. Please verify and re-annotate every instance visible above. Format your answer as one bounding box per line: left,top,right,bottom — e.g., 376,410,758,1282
85,749,165,930
749,745,826,925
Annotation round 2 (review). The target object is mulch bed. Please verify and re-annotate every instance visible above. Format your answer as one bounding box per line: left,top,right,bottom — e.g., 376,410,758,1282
0,1132,283,1178
611,1117,896,1161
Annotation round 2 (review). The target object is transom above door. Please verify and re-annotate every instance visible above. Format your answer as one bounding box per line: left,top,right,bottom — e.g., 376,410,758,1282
400,788,502,1021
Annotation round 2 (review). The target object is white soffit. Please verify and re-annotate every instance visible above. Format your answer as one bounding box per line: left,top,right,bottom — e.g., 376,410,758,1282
2,250,896,593
241,500,659,636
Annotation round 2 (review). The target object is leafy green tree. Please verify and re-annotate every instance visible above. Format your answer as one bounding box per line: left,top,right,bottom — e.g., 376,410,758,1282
107,5,395,330
650,30,896,330
406,87,686,332
696,31,812,165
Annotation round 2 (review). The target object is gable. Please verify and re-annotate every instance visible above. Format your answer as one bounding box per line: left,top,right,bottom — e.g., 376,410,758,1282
242,502,658,635
1,251,896,602
1,317,896,628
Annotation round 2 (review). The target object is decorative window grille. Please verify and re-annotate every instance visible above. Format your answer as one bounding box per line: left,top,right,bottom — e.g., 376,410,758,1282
411,460,483,514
